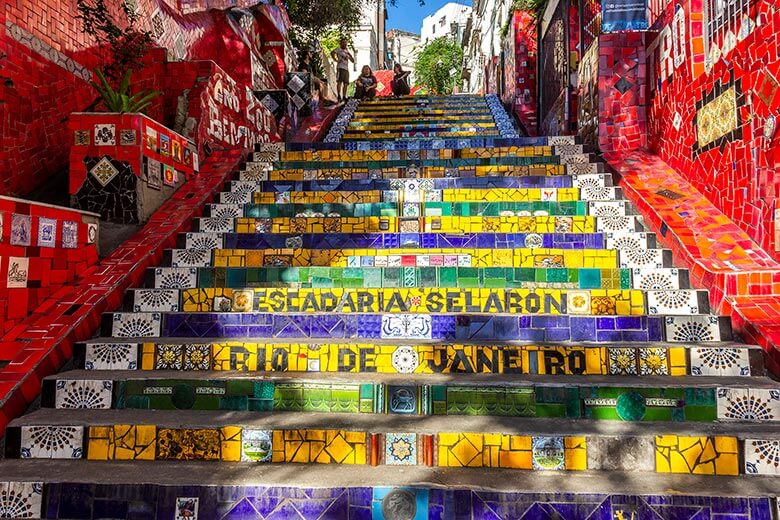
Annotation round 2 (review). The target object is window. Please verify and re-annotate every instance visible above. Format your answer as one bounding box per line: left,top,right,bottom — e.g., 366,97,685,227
432,24,436,34
439,16,447,27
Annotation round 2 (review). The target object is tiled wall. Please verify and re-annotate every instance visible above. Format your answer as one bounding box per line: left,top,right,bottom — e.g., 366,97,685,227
69,113,196,223
511,11,539,135
0,483,771,519
0,197,99,334
1,0,286,197
646,0,780,256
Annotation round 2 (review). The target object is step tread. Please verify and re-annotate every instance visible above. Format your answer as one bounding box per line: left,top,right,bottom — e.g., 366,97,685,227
10,409,780,437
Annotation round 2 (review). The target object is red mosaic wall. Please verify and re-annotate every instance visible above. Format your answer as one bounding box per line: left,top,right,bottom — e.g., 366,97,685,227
0,198,99,336
511,11,539,136
0,0,287,198
647,0,780,257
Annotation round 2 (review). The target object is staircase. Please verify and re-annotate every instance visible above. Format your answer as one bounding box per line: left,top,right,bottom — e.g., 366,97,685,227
1,95,778,518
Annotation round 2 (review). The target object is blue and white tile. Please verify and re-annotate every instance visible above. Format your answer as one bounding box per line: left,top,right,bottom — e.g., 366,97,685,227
207,204,242,219
133,289,179,312
632,268,682,290
381,314,432,340
84,343,138,370
20,426,84,459
580,186,619,201
155,267,198,289
171,249,212,267
589,200,629,217
197,217,234,233
596,215,639,233
112,312,162,337
646,290,701,315
618,249,665,269
571,173,607,189
690,347,751,376
745,439,780,475
717,388,780,421
0,481,43,518
385,433,417,465
665,316,722,343
55,379,113,409
185,232,223,250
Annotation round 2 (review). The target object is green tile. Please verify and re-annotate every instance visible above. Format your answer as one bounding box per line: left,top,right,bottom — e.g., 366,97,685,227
579,269,601,288
439,267,457,287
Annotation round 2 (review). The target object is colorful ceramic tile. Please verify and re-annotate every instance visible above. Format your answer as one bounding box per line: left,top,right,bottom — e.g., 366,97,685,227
94,123,116,145
133,289,179,312
159,134,171,156
87,222,98,244
36,217,56,247
745,439,780,475
145,158,161,190
717,388,780,421
61,220,78,248
163,164,176,187
690,347,751,376
232,290,253,312
120,129,136,145
111,312,162,337
154,268,198,289
532,436,565,470
241,429,273,462
145,126,158,152
175,497,198,520
84,343,138,370
10,213,31,246
380,314,432,339
74,129,90,146
385,433,417,465
0,482,43,518
6,257,29,288
90,157,120,187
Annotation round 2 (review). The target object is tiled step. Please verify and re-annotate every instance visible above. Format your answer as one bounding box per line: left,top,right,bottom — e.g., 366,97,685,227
273,154,598,170
226,173,613,192
37,371,778,422
5,409,778,475
241,162,605,181
166,246,673,270
123,287,711,316
175,232,657,255
225,186,624,204
148,266,689,291
74,339,764,377
100,312,732,343
192,215,645,235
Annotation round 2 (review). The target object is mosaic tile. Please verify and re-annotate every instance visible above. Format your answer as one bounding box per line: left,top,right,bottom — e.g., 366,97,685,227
10,213,31,246
0,482,43,519
90,157,120,187
62,220,78,248
84,343,138,370
111,312,162,338
36,217,56,247
241,429,273,462
385,433,417,465
690,347,750,376
133,289,179,312
155,268,198,289
6,257,29,288
94,124,116,145
716,388,780,421
380,314,432,339
19,426,83,459
175,497,199,520
664,316,724,342
655,435,738,475
531,436,564,470
54,379,113,409
744,439,780,475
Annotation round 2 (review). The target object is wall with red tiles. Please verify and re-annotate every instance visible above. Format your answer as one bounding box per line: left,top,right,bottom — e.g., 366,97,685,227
510,11,539,136
0,198,99,336
646,0,780,257
0,0,287,198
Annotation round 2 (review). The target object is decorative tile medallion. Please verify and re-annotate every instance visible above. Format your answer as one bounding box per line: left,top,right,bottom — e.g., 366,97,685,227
147,158,162,190
54,379,113,409
385,433,417,465
36,217,56,247
532,436,565,470
120,129,136,145
61,220,78,248
380,314,432,339
10,213,31,246
175,497,198,520
84,343,138,370
240,429,273,462
745,439,780,475
20,426,84,459
6,257,29,288
93,124,116,145
0,481,43,519
90,157,120,187
74,129,89,146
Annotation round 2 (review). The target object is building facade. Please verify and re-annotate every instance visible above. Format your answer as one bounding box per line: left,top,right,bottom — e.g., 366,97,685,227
461,0,514,94
386,29,421,76
350,0,388,81
420,2,472,45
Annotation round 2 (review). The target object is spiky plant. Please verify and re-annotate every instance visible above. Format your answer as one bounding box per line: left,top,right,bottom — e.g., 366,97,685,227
90,69,160,113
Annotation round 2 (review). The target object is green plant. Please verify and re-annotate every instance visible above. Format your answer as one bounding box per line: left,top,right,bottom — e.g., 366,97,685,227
511,0,547,13
77,0,153,85
414,36,463,95
91,69,160,113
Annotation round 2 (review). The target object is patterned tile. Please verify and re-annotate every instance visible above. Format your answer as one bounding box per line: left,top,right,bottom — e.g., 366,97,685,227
717,388,780,421
54,379,113,409
745,439,780,475
664,316,723,342
155,268,198,289
20,426,84,459
133,289,179,312
385,433,417,465
84,343,138,370
380,314,432,339
0,481,43,519
111,312,162,337
690,347,751,376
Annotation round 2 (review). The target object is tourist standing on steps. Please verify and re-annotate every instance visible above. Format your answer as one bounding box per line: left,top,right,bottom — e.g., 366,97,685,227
331,38,354,102
391,63,411,97
355,65,378,100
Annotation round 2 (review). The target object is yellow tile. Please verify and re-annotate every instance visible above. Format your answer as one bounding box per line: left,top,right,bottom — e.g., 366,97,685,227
564,437,587,470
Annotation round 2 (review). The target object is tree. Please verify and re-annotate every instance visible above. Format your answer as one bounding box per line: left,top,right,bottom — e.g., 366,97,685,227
414,37,463,95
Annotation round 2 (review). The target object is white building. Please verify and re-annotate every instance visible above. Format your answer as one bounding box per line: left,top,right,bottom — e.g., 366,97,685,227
420,2,472,45
386,29,421,76
461,0,513,93
350,0,388,81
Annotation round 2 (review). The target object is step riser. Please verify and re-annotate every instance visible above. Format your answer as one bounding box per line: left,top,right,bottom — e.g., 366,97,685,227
149,266,689,291
101,313,731,343
74,341,761,377
124,287,710,316
3,424,773,477
40,378,771,424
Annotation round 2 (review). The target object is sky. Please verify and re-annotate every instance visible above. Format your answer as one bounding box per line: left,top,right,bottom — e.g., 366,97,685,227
386,0,472,35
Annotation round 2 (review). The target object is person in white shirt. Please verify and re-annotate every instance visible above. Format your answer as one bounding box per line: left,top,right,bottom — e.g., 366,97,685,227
330,38,354,102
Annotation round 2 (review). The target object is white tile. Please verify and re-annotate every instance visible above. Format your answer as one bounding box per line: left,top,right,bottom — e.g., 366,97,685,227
111,312,162,338
646,290,701,315
20,426,84,459
690,347,751,376
596,216,639,233
155,268,198,289
55,379,113,409
632,268,681,290
185,232,223,250
0,481,43,518
665,316,722,342
572,173,606,188
219,190,251,204
580,186,619,201
745,439,780,475
589,200,628,217
717,387,780,421
548,135,576,145
605,233,650,251
84,343,138,370
618,249,665,269
380,314,432,340
133,289,179,312
171,249,211,267
208,204,242,219
198,217,234,233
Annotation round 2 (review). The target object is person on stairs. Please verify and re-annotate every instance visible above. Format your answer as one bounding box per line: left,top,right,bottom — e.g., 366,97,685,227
355,65,378,100
330,38,354,102
391,63,411,97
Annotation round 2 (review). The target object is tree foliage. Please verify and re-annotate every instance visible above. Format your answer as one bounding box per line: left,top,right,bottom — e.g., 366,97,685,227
414,37,463,95
284,0,370,41
76,0,153,85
